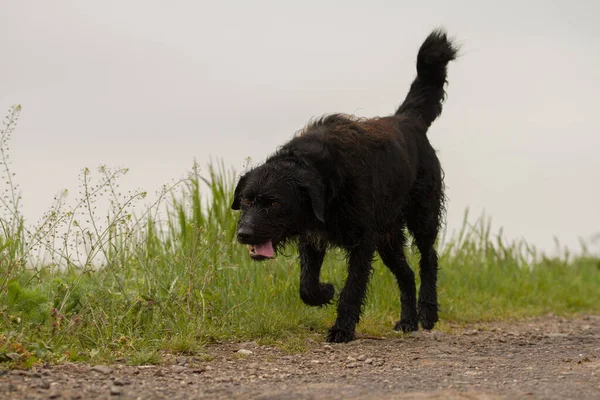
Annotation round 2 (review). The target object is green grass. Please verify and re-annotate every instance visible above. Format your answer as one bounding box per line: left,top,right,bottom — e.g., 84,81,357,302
1,104,599,368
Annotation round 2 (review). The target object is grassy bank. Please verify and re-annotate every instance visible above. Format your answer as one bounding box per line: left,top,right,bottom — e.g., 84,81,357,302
1,104,599,368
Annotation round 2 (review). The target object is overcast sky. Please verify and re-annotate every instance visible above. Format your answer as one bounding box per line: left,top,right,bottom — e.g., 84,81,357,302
1,0,599,255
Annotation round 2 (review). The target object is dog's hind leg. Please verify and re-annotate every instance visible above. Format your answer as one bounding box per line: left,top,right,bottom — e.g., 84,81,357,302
377,228,418,332
406,197,443,331
298,238,334,307
327,242,376,343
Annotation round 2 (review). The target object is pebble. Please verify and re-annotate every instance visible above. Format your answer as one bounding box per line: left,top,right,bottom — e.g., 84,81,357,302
347,362,361,368
356,354,367,361
39,380,51,389
11,370,29,376
113,377,130,386
91,365,113,375
110,385,122,395
237,349,253,356
170,365,187,373
364,358,374,364
545,333,568,338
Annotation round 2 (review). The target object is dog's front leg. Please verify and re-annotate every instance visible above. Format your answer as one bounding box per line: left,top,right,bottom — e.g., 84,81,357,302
298,239,334,307
327,245,375,343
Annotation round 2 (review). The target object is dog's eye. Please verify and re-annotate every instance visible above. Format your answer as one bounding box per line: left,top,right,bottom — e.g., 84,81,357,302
271,201,281,208
242,198,252,206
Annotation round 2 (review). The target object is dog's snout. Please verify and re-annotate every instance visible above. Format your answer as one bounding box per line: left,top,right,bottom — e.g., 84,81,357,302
237,226,254,242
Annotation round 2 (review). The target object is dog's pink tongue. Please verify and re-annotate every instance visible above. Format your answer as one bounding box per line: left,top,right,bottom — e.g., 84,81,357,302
254,241,274,258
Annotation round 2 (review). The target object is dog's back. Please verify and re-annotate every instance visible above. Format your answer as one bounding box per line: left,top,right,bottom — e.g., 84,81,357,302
274,30,458,240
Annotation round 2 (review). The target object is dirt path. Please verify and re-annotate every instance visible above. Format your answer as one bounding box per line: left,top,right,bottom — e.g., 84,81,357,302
2,314,599,399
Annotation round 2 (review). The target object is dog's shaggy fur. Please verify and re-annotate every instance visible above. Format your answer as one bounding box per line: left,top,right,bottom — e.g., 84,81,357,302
231,29,459,343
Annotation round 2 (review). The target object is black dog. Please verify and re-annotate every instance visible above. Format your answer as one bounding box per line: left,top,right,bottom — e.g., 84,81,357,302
231,29,458,343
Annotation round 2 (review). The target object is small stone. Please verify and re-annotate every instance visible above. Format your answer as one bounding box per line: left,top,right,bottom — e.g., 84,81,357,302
113,377,129,386
11,369,29,376
323,345,333,351
356,354,367,361
347,356,356,362
39,380,51,389
364,358,374,364
49,392,61,399
170,365,187,373
192,368,206,374
464,370,482,375
347,362,361,368
110,385,122,396
545,333,568,338
310,360,320,364
91,365,113,375
154,370,165,377
237,349,253,356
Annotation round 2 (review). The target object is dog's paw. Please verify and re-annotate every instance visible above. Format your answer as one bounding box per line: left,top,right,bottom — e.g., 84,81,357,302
393,319,418,333
418,302,439,330
300,283,335,307
326,326,355,343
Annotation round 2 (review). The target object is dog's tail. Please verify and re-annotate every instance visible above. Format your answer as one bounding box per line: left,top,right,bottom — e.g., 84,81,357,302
395,28,458,129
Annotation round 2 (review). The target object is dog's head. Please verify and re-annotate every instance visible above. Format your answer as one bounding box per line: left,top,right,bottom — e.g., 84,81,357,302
231,161,325,261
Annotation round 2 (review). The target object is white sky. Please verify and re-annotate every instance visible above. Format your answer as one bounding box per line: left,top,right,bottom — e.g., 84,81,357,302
1,0,599,255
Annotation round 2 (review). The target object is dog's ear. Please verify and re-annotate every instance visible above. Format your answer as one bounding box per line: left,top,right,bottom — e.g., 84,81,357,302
231,173,248,210
300,179,325,223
